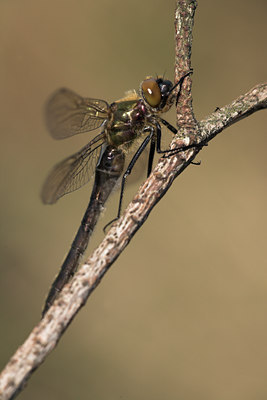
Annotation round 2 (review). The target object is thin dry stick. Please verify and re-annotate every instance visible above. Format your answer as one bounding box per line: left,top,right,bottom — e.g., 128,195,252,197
0,1,266,399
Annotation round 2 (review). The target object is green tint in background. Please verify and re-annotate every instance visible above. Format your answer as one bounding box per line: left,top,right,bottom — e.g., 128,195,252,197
0,0,267,399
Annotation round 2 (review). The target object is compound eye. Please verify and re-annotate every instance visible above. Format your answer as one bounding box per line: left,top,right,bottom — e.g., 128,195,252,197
141,79,161,108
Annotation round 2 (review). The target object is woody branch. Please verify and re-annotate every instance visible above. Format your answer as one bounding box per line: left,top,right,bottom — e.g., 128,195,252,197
0,1,266,399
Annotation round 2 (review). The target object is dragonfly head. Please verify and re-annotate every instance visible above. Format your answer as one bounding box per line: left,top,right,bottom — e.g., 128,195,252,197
141,77,176,113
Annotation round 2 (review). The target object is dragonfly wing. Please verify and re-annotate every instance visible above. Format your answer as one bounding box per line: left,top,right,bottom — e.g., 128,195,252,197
41,133,105,204
45,88,109,139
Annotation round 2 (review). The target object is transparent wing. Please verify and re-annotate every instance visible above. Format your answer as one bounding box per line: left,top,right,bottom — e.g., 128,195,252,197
45,88,109,139
41,133,106,204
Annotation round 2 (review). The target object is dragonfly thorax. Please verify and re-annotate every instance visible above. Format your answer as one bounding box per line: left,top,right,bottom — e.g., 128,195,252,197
106,99,148,147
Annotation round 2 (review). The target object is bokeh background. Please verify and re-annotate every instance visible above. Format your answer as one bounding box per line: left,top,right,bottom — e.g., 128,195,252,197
0,0,266,399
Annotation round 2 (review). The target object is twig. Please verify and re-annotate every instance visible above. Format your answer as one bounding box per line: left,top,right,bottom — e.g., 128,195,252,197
0,1,266,399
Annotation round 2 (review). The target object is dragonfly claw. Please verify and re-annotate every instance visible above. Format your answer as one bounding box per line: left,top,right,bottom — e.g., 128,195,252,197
103,217,119,234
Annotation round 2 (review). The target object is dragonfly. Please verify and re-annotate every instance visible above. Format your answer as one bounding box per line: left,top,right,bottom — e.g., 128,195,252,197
41,71,192,317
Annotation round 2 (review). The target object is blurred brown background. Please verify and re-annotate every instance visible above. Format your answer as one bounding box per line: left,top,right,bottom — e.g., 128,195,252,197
0,0,266,399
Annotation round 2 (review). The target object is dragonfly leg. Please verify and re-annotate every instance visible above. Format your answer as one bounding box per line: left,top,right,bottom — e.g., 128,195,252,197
156,122,206,157
103,131,153,232
159,118,177,134
147,137,156,177
117,132,153,217
175,69,193,106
